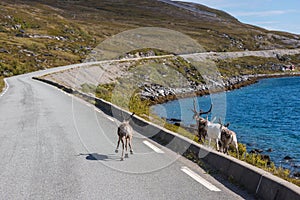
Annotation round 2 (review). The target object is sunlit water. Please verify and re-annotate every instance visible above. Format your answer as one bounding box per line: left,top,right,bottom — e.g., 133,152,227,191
151,76,300,172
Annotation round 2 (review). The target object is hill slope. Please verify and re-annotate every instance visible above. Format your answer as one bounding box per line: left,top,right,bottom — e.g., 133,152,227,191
0,0,300,87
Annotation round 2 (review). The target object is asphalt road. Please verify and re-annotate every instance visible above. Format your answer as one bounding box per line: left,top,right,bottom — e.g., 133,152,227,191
0,65,255,199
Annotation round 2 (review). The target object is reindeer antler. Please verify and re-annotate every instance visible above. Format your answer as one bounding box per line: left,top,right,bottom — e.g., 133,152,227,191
191,98,198,113
218,118,230,128
191,98,213,120
191,98,199,119
218,118,222,125
199,104,213,115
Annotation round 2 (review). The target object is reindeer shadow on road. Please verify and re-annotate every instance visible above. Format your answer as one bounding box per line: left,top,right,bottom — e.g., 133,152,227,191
77,153,120,161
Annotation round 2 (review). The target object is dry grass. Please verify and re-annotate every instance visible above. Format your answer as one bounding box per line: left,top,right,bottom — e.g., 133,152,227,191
216,55,300,77
0,76,4,93
1,0,299,92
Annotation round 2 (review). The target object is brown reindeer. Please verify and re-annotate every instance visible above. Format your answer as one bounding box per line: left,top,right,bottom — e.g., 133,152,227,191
115,112,135,161
219,120,239,158
191,99,212,143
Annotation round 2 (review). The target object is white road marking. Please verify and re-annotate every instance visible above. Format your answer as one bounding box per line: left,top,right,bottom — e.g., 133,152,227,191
181,166,221,192
94,109,114,122
107,116,115,122
143,140,164,154
0,79,9,97
91,104,116,122
86,104,92,107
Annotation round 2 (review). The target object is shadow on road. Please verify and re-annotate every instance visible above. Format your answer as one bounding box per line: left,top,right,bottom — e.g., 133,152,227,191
77,153,120,161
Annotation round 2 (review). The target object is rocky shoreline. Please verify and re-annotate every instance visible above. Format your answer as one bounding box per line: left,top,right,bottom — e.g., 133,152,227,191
140,72,300,105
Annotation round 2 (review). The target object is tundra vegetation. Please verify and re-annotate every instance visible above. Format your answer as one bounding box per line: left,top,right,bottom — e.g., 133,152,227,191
216,55,300,77
0,76,4,91
1,0,300,91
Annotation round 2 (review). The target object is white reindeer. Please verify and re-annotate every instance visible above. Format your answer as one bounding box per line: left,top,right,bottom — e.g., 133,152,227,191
205,119,223,151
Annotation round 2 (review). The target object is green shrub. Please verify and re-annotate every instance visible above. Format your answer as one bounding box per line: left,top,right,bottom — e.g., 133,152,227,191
226,144,300,187
81,83,96,94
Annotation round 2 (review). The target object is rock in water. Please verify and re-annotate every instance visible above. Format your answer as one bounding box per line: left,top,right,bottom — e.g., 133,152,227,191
293,172,300,178
283,156,293,161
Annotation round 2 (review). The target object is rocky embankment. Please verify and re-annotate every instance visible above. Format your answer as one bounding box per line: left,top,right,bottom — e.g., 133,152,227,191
140,75,256,103
41,50,300,105
137,49,300,103
139,71,300,104
181,48,300,61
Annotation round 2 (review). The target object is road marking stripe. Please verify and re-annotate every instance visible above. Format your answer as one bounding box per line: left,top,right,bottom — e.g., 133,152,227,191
94,109,114,122
0,79,9,97
107,116,115,122
86,104,91,107
181,166,221,192
143,140,164,154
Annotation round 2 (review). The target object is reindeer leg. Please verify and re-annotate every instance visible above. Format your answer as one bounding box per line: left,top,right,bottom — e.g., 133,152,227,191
115,136,120,153
129,137,133,154
225,146,229,154
235,142,239,159
121,137,125,161
219,140,224,153
199,132,204,143
203,133,207,143
216,139,220,151
125,138,129,158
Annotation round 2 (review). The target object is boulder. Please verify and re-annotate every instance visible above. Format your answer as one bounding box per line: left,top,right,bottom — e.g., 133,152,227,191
283,156,293,161
261,154,271,166
249,148,263,154
293,172,300,178
0,48,9,53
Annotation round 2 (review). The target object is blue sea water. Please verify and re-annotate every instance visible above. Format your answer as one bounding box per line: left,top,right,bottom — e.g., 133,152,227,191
151,76,300,171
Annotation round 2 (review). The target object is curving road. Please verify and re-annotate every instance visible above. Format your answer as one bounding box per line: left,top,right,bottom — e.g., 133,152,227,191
0,64,254,199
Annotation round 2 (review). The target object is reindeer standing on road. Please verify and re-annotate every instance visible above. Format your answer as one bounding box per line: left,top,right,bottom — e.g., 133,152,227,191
115,112,135,161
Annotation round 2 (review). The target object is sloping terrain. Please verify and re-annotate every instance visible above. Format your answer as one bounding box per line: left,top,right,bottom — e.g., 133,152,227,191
1,0,300,82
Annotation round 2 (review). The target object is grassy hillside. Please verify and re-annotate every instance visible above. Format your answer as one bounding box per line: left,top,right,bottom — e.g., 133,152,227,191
217,54,300,77
1,0,300,92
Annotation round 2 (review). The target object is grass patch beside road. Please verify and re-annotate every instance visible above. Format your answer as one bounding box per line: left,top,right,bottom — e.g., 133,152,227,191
0,76,4,93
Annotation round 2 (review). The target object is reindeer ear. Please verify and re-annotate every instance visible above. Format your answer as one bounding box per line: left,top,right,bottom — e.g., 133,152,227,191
225,122,230,127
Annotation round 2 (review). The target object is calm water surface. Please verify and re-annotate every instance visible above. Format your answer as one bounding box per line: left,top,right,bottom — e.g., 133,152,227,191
151,77,300,170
